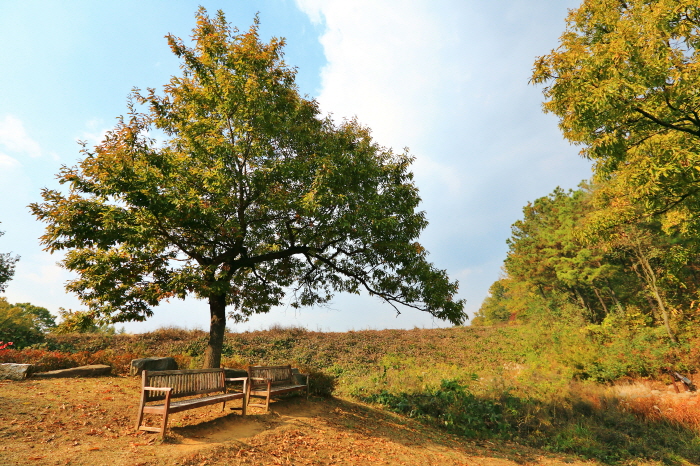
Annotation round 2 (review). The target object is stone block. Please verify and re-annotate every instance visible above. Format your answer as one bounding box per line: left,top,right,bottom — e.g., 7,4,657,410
0,363,32,381
129,357,178,376
33,364,112,378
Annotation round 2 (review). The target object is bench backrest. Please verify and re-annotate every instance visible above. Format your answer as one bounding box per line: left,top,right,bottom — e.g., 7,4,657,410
249,365,293,387
142,368,226,401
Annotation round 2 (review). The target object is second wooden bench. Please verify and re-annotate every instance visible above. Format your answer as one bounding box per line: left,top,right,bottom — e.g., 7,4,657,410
247,365,309,412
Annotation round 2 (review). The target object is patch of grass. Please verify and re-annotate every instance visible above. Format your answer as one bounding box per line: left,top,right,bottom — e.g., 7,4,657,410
362,378,700,464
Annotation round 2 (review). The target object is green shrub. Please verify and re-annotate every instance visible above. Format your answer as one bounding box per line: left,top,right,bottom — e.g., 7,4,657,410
304,369,336,397
365,379,520,439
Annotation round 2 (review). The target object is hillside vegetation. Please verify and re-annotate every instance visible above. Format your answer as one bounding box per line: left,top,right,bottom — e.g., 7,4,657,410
3,323,700,464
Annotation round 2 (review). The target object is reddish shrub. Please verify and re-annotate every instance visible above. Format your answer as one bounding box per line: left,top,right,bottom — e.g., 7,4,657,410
0,348,140,375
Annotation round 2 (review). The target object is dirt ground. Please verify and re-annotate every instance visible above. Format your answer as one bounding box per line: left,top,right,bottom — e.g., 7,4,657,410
0,376,598,466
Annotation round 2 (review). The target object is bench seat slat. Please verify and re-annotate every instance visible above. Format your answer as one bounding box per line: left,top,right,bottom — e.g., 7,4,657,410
143,392,244,414
249,384,307,395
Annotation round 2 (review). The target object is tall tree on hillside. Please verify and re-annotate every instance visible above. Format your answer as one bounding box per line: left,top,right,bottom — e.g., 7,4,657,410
486,181,700,338
505,185,621,323
531,0,700,229
0,224,19,293
584,200,700,342
31,9,465,368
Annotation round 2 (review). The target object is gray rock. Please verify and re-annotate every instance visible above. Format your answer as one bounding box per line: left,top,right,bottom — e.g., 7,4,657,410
0,363,33,380
33,364,112,378
129,357,178,376
224,368,248,379
291,368,308,385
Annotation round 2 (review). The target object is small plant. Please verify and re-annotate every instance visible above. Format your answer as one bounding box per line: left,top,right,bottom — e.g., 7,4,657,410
0,341,13,351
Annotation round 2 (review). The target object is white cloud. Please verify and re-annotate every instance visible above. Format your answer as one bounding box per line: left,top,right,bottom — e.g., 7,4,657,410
292,0,592,330
296,1,469,149
295,0,478,219
0,152,20,167
78,118,110,149
0,115,41,158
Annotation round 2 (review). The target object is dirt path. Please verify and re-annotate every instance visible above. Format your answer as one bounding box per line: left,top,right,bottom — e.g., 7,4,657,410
0,377,598,466
169,398,596,466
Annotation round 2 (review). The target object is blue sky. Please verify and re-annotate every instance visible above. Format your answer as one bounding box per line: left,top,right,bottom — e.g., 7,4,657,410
0,0,591,333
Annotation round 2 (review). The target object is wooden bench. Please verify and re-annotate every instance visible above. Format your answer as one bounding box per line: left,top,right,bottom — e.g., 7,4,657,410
247,365,309,412
135,368,247,437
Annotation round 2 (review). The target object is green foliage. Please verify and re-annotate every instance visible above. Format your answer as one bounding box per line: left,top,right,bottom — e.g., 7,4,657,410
52,308,116,334
473,279,512,324
0,298,53,348
532,0,700,232
0,224,19,293
364,376,700,464
502,184,626,324
365,378,518,439
300,368,336,397
483,181,700,344
30,8,464,369
12,302,56,332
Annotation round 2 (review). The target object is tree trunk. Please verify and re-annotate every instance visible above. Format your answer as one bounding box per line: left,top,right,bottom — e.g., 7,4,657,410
573,287,594,321
593,287,609,317
605,280,624,314
203,293,227,368
632,244,678,343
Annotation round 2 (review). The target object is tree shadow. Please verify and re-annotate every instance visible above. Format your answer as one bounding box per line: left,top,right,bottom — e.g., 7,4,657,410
164,395,584,465
359,384,700,466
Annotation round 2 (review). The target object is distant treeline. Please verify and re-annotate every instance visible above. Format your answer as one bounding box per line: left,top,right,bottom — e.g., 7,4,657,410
475,181,699,345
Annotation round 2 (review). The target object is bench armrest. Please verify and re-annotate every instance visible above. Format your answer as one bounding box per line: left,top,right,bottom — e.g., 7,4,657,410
226,377,248,394
142,386,173,392
250,377,269,381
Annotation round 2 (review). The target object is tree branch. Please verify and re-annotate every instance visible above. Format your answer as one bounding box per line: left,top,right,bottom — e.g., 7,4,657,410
633,106,700,137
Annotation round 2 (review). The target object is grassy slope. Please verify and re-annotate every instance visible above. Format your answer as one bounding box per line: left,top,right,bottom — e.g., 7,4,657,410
1,376,599,466
7,324,700,465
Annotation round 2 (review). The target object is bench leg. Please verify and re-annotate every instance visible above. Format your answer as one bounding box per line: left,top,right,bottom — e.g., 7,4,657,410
135,407,145,432
242,379,248,416
160,411,169,438
135,391,147,431
159,392,172,439
265,381,271,413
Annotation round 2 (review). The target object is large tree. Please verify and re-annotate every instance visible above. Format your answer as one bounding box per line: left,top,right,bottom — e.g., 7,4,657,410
31,9,465,368
504,185,622,323
531,0,700,230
